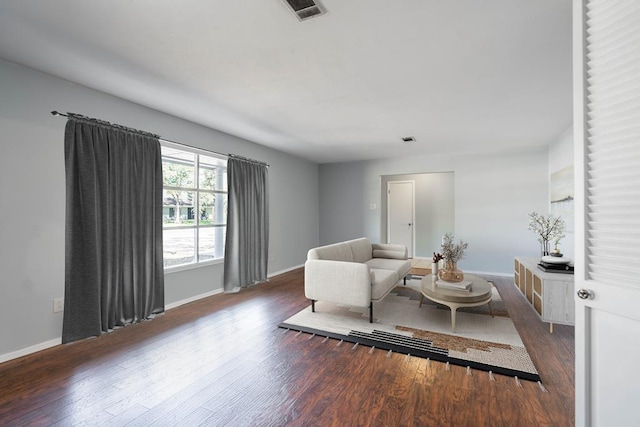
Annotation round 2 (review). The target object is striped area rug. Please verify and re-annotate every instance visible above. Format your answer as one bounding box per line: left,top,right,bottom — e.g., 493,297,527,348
279,278,540,382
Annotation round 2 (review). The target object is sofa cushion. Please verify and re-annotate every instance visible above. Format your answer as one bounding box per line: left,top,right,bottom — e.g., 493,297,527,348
370,269,400,300
307,241,354,262
366,258,412,278
371,243,407,260
349,238,373,263
372,249,405,260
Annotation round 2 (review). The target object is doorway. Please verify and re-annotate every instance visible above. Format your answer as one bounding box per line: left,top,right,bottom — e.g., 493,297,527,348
381,172,454,259
387,181,415,257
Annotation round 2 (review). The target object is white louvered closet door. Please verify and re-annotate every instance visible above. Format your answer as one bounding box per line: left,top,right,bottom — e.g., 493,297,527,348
574,1,640,425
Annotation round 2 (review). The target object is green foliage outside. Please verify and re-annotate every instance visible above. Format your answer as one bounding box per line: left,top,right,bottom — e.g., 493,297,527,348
163,161,220,225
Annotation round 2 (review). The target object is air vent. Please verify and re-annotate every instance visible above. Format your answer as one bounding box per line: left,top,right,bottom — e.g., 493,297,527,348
401,136,416,143
283,0,325,21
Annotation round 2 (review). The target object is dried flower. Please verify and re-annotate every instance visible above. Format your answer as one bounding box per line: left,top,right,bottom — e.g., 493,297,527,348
528,212,565,245
441,233,468,263
432,252,443,263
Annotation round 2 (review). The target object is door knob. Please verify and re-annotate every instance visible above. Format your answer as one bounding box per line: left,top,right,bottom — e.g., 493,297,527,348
577,289,592,300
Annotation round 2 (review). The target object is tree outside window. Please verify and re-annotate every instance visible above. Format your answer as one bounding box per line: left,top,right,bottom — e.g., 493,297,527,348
161,145,227,268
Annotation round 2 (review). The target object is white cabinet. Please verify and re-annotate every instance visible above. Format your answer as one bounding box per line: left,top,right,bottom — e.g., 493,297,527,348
514,257,574,332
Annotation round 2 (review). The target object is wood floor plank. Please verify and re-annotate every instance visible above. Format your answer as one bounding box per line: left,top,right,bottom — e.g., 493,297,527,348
0,268,574,426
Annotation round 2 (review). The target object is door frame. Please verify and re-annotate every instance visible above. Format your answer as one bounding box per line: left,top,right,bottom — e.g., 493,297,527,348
573,1,588,422
386,180,415,258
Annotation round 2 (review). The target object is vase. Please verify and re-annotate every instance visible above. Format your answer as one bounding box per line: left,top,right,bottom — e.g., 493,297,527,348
431,262,439,278
438,261,464,282
541,239,550,257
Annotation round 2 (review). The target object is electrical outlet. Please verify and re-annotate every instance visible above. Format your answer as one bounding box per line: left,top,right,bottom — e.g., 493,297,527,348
53,297,64,313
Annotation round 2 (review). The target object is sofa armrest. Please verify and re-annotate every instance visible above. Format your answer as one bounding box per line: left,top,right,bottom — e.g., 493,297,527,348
371,243,408,260
304,259,372,307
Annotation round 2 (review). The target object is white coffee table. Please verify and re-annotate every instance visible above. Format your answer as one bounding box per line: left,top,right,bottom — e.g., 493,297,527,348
420,273,494,332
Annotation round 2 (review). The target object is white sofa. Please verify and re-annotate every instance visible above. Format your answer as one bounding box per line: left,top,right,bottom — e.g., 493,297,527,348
304,237,412,323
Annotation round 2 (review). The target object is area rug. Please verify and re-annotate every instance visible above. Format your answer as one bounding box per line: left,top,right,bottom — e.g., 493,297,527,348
279,278,540,382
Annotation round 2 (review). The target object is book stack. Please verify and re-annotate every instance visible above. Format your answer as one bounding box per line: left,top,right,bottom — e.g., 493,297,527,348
436,279,472,292
537,262,574,274
537,256,574,274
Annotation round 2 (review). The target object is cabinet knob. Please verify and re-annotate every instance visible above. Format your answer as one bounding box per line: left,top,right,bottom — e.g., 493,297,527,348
577,289,592,300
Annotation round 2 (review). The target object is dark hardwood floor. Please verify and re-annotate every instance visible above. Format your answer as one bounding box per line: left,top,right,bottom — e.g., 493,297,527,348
0,268,574,426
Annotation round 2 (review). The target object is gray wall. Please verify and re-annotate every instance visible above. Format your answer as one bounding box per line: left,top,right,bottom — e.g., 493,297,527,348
380,173,455,258
319,147,548,274
0,59,319,358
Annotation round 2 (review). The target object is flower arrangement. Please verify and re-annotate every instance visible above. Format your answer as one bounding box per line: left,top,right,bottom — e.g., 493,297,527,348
441,233,468,265
431,252,444,276
438,233,468,282
527,212,566,256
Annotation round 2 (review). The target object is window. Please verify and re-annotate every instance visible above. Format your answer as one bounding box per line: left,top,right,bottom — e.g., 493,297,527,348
161,143,227,269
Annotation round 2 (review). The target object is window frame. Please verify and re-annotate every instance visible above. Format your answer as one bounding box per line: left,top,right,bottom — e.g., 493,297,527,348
160,141,228,271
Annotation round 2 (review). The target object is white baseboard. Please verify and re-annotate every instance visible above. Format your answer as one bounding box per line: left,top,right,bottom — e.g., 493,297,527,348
0,289,225,364
0,338,61,364
166,264,304,308
409,260,514,278
268,263,304,278
0,263,306,364
165,288,224,310
407,266,514,278
464,270,514,278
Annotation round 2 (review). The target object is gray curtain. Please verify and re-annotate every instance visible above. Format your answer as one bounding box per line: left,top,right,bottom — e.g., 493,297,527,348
223,158,269,292
62,115,164,344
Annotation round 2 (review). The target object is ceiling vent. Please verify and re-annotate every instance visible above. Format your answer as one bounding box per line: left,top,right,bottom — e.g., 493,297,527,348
402,136,416,143
283,0,325,21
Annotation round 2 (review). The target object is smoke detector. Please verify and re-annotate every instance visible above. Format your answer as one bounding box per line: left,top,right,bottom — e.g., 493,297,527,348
283,0,325,21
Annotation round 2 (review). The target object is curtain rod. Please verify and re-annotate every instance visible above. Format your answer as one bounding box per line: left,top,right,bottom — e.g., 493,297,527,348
51,111,269,167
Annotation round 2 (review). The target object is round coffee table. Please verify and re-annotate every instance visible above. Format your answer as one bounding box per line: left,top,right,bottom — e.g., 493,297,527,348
420,274,494,332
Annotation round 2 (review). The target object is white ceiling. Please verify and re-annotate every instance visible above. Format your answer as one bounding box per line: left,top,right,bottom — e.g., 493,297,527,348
0,0,573,164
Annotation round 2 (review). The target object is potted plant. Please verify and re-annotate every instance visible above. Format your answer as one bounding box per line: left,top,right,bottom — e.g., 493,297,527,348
527,212,566,257
432,252,443,277
439,233,468,282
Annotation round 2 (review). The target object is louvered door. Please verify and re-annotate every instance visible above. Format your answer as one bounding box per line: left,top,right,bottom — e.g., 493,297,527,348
574,1,640,425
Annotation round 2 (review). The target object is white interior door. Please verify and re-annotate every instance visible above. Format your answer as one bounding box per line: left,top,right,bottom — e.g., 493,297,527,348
574,1,640,426
387,181,414,257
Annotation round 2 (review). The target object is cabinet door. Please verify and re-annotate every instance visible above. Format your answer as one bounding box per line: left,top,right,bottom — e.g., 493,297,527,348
543,280,574,324
533,293,543,316
533,275,542,295
564,280,575,324
525,269,533,303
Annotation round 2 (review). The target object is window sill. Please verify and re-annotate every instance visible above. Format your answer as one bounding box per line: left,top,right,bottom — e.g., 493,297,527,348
164,258,224,274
